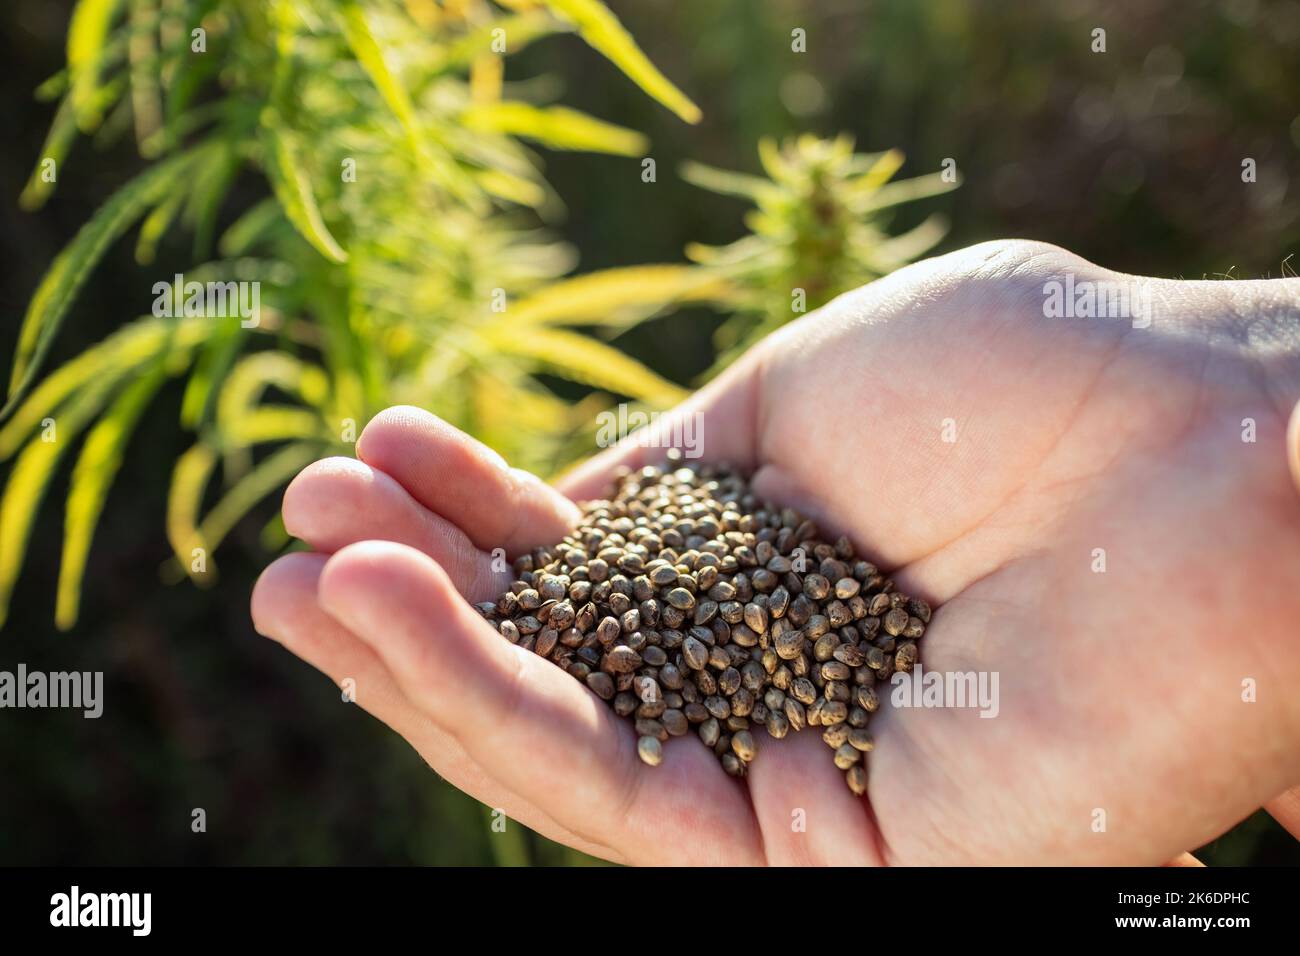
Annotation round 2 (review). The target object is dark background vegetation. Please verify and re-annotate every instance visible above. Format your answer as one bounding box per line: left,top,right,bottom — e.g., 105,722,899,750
1,0,1297,864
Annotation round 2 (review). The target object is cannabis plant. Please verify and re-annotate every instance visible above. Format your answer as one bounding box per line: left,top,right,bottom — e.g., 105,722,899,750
0,0,722,630
683,134,957,371
1,1,955,634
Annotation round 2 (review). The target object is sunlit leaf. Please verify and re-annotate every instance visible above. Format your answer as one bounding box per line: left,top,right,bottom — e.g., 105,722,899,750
135,187,186,264
179,321,247,428
166,442,218,583
221,406,328,446
0,374,119,629
19,94,81,211
260,123,349,263
486,326,687,406
68,0,124,131
541,0,701,124
860,213,949,272
854,147,905,193
184,139,241,259
470,51,503,104
474,168,548,208
218,199,284,257
464,102,647,156
0,315,210,459
56,362,167,629
4,147,205,418
679,160,772,201
858,171,960,213
338,2,421,148
127,0,162,153
501,265,730,328
215,351,330,440
196,441,321,553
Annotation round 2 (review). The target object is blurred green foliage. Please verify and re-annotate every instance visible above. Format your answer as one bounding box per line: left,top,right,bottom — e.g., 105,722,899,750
0,0,1296,866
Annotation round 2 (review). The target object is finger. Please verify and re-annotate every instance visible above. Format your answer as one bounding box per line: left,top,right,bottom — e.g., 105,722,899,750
1164,853,1204,867
1265,784,1300,840
1288,399,1300,499
250,552,618,860
744,729,883,866
282,456,506,601
355,406,580,555
317,539,765,865
555,350,763,501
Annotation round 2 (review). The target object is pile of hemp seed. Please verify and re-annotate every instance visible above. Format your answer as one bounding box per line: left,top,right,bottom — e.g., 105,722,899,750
474,453,930,794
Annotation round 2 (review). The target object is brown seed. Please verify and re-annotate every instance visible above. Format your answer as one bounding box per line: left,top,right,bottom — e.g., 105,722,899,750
813,632,839,662
721,753,745,777
768,586,790,619
883,607,909,636
642,645,668,667
596,616,621,645
804,614,829,640
635,718,667,741
803,573,831,600
732,730,757,762
825,680,851,703
636,697,666,720
637,736,663,766
699,717,721,748
718,666,742,696
704,695,731,720
585,671,615,700
834,577,861,599
693,600,719,626
662,709,689,736
666,587,695,610
820,701,848,725
650,565,678,587
784,698,806,732
766,710,790,739
741,660,767,691
833,643,866,667
604,646,642,674
695,669,718,696
774,628,805,661
682,636,709,670
548,601,575,630
845,765,868,796
848,727,875,752
822,723,851,749
821,660,851,682
833,743,861,770
659,662,684,690
730,687,754,717
790,677,817,705
908,597,932,623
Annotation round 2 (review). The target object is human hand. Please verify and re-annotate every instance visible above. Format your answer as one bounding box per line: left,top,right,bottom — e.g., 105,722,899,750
251,240,1300,864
